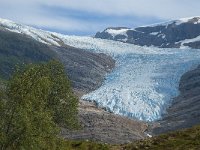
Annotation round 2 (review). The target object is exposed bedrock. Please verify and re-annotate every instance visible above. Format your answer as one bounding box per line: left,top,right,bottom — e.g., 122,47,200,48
65,63,200,143
0,28,115,94
95,17,200,49
153,65,200,134
51,45,115,93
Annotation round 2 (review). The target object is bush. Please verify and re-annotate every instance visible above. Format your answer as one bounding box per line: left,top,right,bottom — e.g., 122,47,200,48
0,61,79,149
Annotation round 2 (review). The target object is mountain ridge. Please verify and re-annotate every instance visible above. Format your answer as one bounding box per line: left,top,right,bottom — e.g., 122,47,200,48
95,16,200,49
1,17,200,144
1,18,200,122
0,19,115,93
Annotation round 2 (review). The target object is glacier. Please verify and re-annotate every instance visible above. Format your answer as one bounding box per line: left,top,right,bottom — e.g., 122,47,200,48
59,36,200,121
1,18,200,121
82,52,200,121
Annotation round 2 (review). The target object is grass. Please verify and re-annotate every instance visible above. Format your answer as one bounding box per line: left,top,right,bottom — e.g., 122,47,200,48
119,125,200,150
61,125,200,149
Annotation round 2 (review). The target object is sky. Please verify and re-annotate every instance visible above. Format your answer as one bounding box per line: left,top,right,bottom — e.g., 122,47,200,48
0,0,200,35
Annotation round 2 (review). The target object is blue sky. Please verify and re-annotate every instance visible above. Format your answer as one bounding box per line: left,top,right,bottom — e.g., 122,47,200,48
0,0,200,35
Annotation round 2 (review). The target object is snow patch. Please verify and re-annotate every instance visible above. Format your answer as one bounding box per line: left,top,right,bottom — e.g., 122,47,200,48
140,16,200,28
181,35,200,45
175,35,200,49
150,32,159,35
146,133,152,138
0,18,61,46
158,34,166,39
175,16,200,25
105,28,129,38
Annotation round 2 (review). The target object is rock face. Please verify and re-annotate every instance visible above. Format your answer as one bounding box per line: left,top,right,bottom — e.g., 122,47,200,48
95,17,200,49
2,17,200,143
51,46,115,93
61,100,148,144
0,18,147,144
0,28,115,93
153,65,200,134
0,29,57,80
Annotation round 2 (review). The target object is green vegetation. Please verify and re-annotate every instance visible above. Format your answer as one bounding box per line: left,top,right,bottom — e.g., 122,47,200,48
0,60,200,149
59,125,200,150
0,61,79,149
0,29,199,150
117,125,200,150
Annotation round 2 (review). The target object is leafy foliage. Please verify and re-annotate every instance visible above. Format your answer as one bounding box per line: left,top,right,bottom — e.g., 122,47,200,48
119,125,200,150
46,61,79,128
0,61,79,149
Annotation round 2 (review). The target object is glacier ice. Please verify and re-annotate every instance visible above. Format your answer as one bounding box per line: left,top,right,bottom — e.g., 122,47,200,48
1,18,200,121
59,36,200,121
82,51,200,121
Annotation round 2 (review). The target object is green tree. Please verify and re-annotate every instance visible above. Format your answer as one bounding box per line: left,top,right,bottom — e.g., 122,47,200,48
0,61,79,150
46,61,79,128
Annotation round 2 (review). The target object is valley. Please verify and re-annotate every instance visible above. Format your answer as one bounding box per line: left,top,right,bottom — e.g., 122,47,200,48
1,18,200,145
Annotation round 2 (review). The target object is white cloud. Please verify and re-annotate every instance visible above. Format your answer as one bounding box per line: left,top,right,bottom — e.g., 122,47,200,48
38,0,200,19
0,0,200,34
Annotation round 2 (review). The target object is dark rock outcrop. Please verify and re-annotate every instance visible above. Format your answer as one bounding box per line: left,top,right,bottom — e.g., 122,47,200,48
51,46,115,93
95,17,200,49
153,65,200,134
0,29,56,79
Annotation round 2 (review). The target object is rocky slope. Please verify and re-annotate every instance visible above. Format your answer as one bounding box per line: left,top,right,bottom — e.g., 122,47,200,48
95,16,200,49
62,100,148,144
0,19,149,144
1,17,200,144
66,62,200,143
52,45,115,93
153,65,200,134
66,63,200,144
0,28,56,80
0,28,115,92
68,62,200,143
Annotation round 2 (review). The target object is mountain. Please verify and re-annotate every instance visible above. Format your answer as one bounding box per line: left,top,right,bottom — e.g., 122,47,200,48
0,18,115,93
1,18,200,144
1,18,200,122
95,16,200,49
0,29,56,80
153,65,200,134
0,18,148,143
